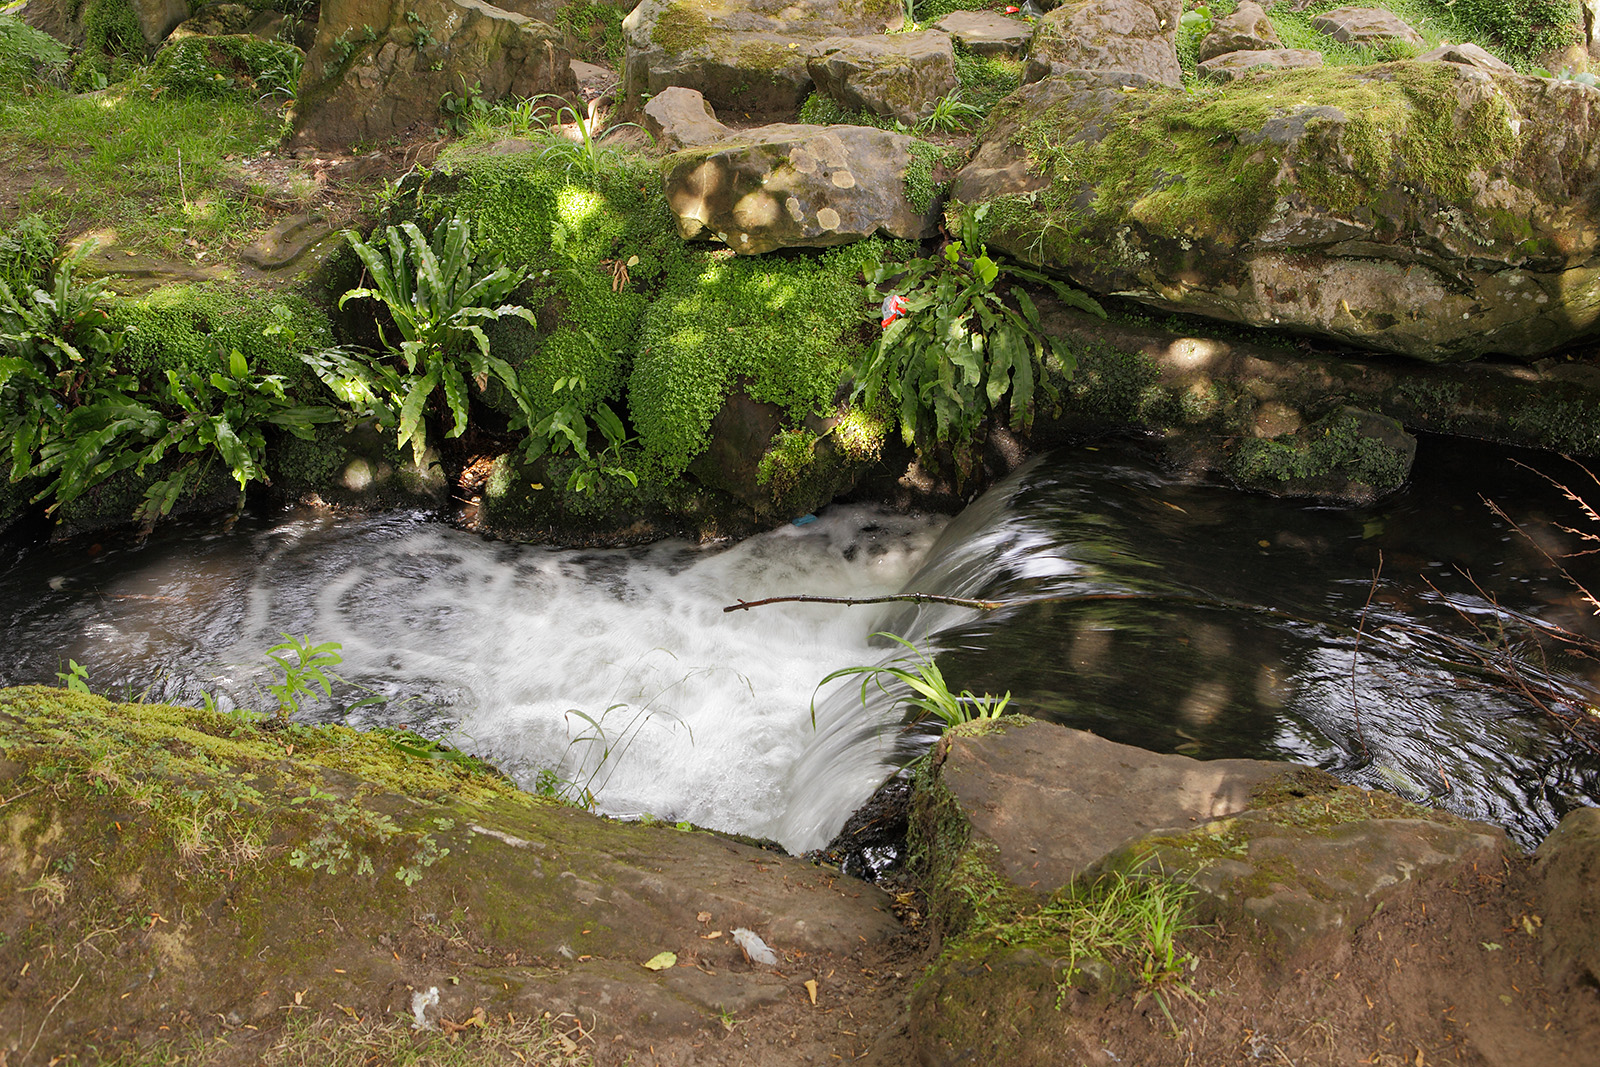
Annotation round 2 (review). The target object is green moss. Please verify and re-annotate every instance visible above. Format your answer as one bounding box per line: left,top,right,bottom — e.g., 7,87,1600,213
1228,407,1412,492
755,427,818,497
1507,398,1600,453
951,42,1021,115
429,149,676,421
108,285,332,390
628,241,885,478
913,0,990,22
904,139,965,215
1430,0,1580,65
651,2,712,52
83,0,144,57
798,91,902,130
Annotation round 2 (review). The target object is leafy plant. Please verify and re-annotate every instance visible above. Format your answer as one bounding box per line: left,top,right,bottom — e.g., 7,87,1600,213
917,90,984,134
56,659,90,693
439,78,489,134
816,633,1011,729
265,633,342,720
338,215,537,464
0,243,128,487
529,95,648,180
130,350,338,527
523,372,638,494
853,208,1105,479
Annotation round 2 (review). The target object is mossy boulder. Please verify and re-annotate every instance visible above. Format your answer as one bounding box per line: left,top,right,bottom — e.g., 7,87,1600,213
20,0,190,51
151,31,301,97
806,30,960,128
620,0,901,121
662,123,939,253
1224,404,1417,503
954,62,1600,361
292,0,576,150
0,686,902,1059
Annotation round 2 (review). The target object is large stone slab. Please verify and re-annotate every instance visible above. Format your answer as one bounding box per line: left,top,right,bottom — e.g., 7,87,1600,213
662,122,938,253
952,64,1600,360
621,0,900,121
1198,46,1323,82
926,718,1296,895
292,0,576,150
1311,5,1424,47
1027,0,1182,87
807,30,959,127
933,9,1032,57
643,85,733,149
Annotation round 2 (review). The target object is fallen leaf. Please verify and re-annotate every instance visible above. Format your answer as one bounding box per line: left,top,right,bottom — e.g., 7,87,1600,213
642,951,677,971
702,931,723,940
696,911,712,924
804,979,818,1006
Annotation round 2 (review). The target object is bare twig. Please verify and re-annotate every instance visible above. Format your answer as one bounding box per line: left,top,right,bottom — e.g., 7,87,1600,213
1349,551,1382,761
26,972,83,1063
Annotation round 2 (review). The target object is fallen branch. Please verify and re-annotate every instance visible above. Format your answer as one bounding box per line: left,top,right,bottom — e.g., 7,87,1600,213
723,593,1005,613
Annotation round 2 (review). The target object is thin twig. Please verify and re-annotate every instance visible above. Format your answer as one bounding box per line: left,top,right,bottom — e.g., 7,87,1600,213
1349,551,1381,761
26,972,83,1062
723,592,1004,613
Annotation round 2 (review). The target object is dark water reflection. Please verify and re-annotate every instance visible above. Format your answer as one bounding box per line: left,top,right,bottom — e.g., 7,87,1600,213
887,434,1600,849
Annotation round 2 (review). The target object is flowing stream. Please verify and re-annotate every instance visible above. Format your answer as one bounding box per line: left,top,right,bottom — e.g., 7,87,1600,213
2,433,1597,852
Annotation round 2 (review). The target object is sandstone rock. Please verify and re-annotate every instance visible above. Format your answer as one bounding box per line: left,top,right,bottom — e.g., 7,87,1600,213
1112,804,1509,953
932,9,1032,57
1027,0,1183,87
662,123,937,254
951,65,1600,360
1534,806,1600,992
1311,5,1425,47
643,85,731,150
621,0,899,121
1198,46,1324,81
21,0,190,49
806,31,959,127
1418,40,1516,73
1197,0,1280,62
239,212,338,273
292,0,575,150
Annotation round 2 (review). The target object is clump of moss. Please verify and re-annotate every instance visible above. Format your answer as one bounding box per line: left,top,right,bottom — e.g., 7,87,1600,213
1228,407,1413,494
798,91,903,130
951,41,1021,114
628,240,886,478
428,148,676,422
651,1,712,52
1433,0,1580,64
904,139,966,215
108,285,333,390
756,427,819,498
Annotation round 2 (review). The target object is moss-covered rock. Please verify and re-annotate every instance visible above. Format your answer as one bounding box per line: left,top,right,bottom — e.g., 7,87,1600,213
954,62,1600,360
1225,404,1416,503
151,31,301,97
0,685,901,1058
805,30,960,127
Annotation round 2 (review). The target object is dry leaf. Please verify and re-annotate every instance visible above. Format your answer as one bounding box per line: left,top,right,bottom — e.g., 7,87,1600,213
642,951,677,971
804,979,818,1006
696,911,712,924
702,931,723,940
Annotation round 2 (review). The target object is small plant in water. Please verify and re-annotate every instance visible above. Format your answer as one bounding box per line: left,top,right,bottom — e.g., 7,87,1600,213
265,633,342,720
816,633,1010,729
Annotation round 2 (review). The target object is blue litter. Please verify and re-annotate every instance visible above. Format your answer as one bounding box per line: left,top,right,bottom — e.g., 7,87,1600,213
791,514,818,526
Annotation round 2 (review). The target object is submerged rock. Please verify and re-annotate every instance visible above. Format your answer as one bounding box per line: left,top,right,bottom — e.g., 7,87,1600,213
952,63,1600,360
